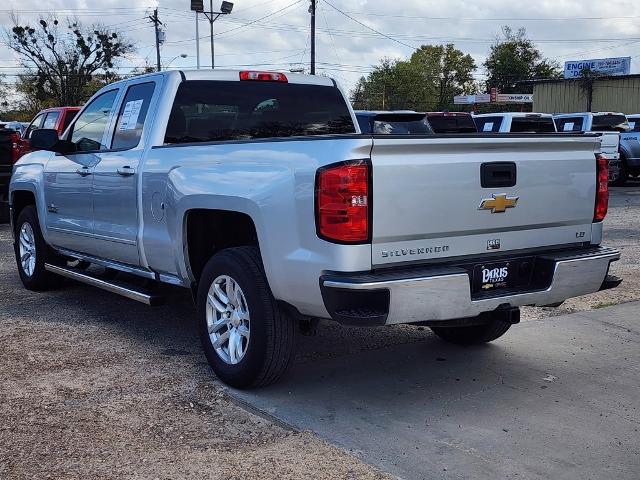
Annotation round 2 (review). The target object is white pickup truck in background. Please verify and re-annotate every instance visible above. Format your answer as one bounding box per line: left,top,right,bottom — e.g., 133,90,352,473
473,112,557,133
554,112,629,184
9,70,622,388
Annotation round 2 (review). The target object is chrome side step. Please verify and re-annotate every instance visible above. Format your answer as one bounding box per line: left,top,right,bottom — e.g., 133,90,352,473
44,263,164,306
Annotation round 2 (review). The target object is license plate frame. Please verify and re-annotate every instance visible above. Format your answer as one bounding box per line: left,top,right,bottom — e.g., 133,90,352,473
472,257,535,294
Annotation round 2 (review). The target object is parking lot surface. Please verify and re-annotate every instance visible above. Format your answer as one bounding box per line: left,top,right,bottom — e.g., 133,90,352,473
1,184,639,479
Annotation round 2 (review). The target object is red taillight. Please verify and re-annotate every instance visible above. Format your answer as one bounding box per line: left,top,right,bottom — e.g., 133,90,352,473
239,71,288,82
594,154,609,222
316,162,370,243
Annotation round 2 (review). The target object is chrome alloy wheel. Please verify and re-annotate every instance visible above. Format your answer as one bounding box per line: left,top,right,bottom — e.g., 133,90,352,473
206,275,251,365
18,222,36,277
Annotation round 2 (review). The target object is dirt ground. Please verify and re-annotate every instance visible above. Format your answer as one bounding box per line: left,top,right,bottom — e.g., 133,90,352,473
1,183,638,479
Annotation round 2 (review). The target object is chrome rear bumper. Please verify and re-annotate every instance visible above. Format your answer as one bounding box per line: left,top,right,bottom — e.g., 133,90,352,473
321,246,620,326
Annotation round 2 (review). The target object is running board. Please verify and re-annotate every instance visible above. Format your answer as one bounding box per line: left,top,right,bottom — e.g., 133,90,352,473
44,263,164,306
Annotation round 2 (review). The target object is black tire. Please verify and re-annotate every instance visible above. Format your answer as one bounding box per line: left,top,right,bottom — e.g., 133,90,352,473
196,246,296,388
14,205,57,291
610,155,629,187
431,319,512,346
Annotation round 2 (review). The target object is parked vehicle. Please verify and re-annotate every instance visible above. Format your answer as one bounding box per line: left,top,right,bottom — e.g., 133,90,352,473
0,128,19,222
425,112,477,133
554,112,628,185
15,107,80,161
1,121,27,136
619,114,640,183
355,110,432,134
10,70,621,388
474,113,557,133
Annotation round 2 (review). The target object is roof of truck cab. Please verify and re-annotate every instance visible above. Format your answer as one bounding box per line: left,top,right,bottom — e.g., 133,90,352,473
473,112,554,118
180,69,337,87
554,112,625,118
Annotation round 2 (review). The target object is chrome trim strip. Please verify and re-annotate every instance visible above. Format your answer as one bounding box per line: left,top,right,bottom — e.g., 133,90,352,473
45,263,157,305
49,226,137,245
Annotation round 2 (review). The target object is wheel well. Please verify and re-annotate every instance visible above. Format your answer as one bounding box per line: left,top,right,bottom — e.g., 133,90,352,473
185,209,259,281
11,190,36,228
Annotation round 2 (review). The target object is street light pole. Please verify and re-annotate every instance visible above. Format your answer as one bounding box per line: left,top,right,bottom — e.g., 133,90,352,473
195,11,200,69
202,1,233,69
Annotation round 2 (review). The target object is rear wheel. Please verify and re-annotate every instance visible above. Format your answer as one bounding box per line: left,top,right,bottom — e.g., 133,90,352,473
14,205,57,291
197,246,296,388
431,318,512,345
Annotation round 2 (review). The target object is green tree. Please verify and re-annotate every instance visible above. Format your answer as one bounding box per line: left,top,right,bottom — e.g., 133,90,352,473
6,17,134,108
351,44,477,111
484,26,560,93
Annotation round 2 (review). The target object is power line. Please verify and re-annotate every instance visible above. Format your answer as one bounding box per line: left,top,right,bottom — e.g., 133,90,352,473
321,0,416,50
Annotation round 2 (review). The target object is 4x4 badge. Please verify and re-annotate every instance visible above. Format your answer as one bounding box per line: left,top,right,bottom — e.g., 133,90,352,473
478,193,519,213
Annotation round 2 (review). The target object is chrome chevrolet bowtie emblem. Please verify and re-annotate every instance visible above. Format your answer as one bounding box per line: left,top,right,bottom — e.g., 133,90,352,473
478,194,519,213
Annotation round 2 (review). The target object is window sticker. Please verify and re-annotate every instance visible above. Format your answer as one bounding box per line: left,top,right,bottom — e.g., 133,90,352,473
628,121,635,130
119,99,144,130
563,122,574,131
482,122,494,132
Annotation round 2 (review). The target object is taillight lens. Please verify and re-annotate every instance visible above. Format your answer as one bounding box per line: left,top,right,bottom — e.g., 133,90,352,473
10,133,21,164
316,161,370,243
239,71,288,82
594,154,609,222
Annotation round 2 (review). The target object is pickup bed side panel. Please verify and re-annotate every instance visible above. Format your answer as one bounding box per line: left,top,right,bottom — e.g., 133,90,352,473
140,137,373,318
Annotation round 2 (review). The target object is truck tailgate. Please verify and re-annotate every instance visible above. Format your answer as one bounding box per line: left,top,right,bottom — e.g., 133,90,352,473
370,135,599,266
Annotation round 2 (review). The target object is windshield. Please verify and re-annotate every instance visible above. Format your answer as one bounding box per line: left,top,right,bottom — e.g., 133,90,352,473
372,114,432,135
592,115,629,132
427,115,477,133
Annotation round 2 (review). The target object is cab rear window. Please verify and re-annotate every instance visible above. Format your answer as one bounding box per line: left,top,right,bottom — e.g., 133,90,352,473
427,115,477,133
510,116,556,133
592,115,629,132
164,80,355,144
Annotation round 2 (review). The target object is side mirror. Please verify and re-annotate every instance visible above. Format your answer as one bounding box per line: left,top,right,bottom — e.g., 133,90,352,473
30,129,59,151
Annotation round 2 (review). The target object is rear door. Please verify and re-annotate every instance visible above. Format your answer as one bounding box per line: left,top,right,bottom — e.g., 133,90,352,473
369,135,598,266
89,79,159,266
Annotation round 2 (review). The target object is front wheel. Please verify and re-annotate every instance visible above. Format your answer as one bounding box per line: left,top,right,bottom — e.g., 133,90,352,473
431,319,512,345
197,246,296,388
14,205,57,291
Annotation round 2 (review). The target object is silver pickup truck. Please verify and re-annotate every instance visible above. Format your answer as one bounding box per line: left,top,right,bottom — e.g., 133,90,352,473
10,70,621,388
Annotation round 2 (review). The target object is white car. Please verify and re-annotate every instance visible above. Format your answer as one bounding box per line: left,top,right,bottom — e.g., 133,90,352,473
473,113,557,133
554,112,628,184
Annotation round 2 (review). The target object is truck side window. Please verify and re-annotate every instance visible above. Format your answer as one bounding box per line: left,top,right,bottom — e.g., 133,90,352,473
69,90,119,152
24,114,45,140
42,112,60,130
164,80,355,144
112,82,156,150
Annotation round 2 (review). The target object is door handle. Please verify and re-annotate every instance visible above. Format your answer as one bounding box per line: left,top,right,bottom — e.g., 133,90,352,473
76,166,92,177
117,166,136,176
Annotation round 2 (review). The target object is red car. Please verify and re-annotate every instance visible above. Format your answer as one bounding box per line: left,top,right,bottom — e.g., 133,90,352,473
15,106,81,160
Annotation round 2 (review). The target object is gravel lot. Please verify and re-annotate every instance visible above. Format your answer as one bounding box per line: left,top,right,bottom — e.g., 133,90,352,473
1,183,638,479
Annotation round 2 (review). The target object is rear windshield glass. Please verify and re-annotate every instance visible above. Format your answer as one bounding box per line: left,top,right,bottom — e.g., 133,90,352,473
592,114,629,132
372,114,432,135
165,80,355,144
474,116,502,133
555,117,584,132
510,116,556,133
427,115,477,133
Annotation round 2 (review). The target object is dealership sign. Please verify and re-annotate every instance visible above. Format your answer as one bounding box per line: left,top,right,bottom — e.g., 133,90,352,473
454,93,532,104
564,57,631,79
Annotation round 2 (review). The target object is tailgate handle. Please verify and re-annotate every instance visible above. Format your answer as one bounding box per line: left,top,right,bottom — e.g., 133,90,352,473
481,162,517,188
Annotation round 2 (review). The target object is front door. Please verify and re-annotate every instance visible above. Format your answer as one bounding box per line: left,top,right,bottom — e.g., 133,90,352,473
90,81,157,266
44,89,120,253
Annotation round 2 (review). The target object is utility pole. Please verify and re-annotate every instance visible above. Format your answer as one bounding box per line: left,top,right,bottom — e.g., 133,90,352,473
148,9,163,72
310,0,316,75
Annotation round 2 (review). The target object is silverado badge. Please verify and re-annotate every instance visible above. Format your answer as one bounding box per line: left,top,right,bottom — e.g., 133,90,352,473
478,193,519,213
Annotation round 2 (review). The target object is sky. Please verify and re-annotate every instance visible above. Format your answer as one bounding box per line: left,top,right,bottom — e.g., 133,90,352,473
2,0,640,95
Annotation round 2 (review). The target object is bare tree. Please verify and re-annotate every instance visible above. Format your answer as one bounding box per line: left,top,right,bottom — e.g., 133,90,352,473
7,16,134,107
